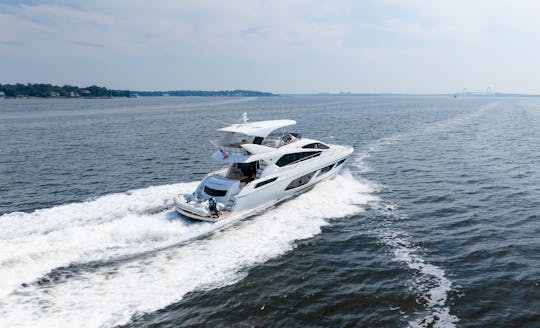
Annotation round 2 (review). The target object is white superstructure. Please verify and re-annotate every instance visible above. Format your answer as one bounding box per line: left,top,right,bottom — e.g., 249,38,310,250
174,114,353,221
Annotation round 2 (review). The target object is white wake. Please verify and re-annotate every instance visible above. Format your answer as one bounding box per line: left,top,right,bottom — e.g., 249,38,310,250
350,102,490,327
0,172,376,328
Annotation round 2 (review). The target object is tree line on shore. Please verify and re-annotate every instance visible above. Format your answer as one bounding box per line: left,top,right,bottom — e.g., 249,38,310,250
0,83,130,98
0,83,275,98
133,90,274,97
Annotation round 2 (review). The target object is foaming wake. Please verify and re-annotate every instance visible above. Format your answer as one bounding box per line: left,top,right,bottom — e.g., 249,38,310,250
374,206,458,328
350,102,483,327
0,172,376,328
0,182,202,298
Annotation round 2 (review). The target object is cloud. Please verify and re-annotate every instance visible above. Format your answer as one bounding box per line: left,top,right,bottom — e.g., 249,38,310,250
379,0,540,45
1,0,540,92
1,1,360,59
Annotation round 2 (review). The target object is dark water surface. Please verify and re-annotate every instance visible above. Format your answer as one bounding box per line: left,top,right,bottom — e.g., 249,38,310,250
0,96,539,327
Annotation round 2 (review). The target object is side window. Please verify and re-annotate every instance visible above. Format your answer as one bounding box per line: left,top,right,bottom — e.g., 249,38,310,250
285,171,317,190
302,143,329,149
319,163,334,175
276,151,321,167
335,158,346,166
255,177,277,188
275,154,295,167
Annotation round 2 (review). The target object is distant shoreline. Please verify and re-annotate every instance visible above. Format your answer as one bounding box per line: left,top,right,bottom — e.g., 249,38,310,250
0,83,276,99
2,83,539,99
3,93,540,100
131,90,275,97
283,92,540,97
0,96,120,100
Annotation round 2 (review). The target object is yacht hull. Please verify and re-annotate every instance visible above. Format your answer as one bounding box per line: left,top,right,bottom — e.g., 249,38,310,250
232,159,343,213
174,148,351,222
175,207,228,222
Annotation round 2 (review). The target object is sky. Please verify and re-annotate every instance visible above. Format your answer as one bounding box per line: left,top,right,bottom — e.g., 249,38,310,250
1,0,540,94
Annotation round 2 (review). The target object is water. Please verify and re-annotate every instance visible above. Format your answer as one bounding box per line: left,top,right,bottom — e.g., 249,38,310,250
0,96,539,327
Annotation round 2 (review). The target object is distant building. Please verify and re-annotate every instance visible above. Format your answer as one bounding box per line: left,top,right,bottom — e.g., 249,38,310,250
81,89,91,95
49,91,60,97
0,91,5,98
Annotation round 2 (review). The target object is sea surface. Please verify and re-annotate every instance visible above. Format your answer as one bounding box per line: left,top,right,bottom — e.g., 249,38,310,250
0,96,539,327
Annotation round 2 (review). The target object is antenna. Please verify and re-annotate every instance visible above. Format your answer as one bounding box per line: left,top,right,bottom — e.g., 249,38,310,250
242,112,249,125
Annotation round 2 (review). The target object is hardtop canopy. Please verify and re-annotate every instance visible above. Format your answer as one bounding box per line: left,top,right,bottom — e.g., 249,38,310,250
218,119,296,138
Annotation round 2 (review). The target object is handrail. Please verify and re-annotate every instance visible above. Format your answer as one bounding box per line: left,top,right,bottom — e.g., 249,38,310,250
210,139,250,155
208,167,228,177
221,145,249,155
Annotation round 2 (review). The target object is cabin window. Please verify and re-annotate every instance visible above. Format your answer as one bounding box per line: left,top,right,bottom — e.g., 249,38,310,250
302,142,329,149
319,163,334,175
253,137,264,145
255,177,278,188
285,171,316,190
204,186,227,197
275,151,321,167
335,159,346,166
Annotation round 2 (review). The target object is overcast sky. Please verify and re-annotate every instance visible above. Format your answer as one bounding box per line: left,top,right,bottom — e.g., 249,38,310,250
1,0,540,93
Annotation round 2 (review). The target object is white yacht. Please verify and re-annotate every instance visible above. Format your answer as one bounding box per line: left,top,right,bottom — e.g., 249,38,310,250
174,114,353,221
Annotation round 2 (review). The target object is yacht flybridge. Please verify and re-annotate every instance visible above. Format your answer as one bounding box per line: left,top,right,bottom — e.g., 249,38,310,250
174,114,353,221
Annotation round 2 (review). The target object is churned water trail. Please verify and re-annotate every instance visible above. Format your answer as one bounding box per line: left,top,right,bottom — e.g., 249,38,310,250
0,173,376,328
350,171,459,326
373,204,459,328
0,182,202,299
346,102,503,327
